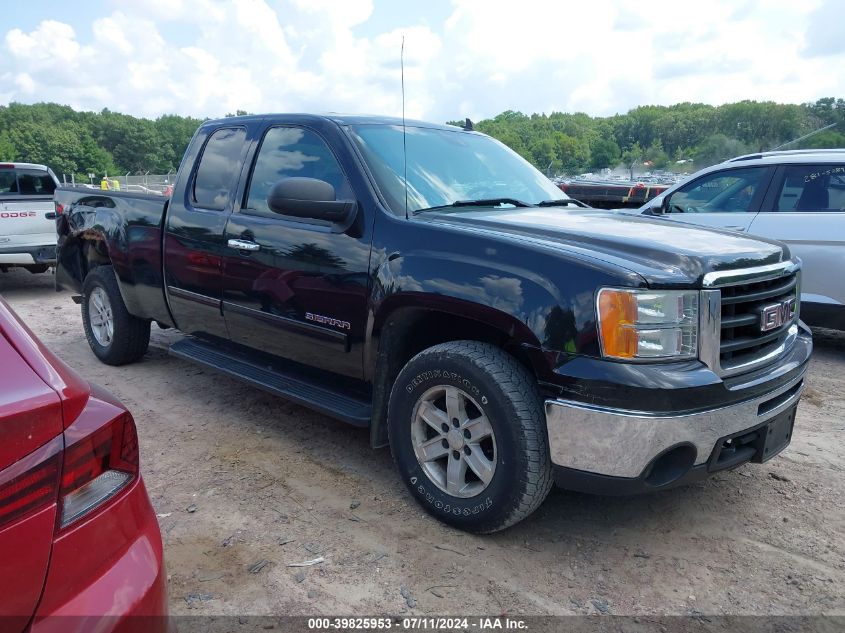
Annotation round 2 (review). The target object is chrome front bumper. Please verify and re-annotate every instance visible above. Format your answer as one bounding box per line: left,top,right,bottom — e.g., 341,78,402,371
544,371,805,479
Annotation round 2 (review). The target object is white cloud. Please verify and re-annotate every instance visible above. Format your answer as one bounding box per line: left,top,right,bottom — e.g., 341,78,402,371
290,0,373,28
0,0,842,122
6,20,84,67
802,0,845,58
14,73,36,94
92,14,134,55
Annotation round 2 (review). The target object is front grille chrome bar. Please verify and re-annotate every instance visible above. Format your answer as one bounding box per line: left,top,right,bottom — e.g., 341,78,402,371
699,289,721,373
699,258,802,378
701,259,800,288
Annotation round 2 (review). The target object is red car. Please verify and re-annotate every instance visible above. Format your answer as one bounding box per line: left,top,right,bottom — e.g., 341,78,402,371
0,297,168,632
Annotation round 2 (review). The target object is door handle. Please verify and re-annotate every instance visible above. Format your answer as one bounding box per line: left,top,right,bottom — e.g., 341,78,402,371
724,225,746,232
228,239,260,252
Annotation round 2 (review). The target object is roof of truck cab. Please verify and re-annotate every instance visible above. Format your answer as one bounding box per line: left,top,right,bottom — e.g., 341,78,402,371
0,162,51,171
202,113,464,132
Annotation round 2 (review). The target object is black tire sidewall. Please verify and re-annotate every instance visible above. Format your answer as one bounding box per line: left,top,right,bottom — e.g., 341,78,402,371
389,349,536,532
81,266,149,365
82,272,115,361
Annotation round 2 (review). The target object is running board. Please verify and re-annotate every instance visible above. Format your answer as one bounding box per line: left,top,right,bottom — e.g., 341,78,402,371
169,338,371,427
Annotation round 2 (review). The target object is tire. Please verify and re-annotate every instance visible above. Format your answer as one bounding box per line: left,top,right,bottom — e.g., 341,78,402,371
81,265,150,366
388,341,553,533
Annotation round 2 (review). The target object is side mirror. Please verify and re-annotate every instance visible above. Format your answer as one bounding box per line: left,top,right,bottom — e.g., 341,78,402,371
267,177,356,223
643,197,668,215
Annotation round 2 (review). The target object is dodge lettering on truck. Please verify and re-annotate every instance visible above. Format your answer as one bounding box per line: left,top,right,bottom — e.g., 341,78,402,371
0,162,59,273
54,115,812,532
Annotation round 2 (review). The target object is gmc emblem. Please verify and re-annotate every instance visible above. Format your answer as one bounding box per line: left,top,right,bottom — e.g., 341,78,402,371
760,298,796,332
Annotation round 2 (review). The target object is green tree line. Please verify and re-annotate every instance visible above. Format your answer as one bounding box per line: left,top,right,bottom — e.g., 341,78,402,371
1,98,844,180
0,102,202,181
466,97,845,175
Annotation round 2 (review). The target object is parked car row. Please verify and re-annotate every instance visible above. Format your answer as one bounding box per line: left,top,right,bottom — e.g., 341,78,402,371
5,149,845,332
0,117,838,629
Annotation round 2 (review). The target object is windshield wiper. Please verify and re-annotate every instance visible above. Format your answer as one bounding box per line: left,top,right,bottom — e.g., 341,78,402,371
537,198,589,208
413,197,532,215
452,197,532,208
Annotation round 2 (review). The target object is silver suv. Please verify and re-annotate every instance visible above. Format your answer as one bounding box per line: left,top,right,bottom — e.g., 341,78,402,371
635,149,845,331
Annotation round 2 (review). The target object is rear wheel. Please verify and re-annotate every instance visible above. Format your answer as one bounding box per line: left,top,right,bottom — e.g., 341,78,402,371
388,341,553,533
81,265,150,365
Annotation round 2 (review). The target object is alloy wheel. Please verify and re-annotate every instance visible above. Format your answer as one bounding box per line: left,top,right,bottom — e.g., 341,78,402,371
411,385,497,498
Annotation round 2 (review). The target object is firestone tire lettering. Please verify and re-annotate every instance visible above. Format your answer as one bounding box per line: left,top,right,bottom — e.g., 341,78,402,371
389,340,553,533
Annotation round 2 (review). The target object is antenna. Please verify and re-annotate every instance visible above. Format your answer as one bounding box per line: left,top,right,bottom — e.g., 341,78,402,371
768,122,838,151
401,35,408,219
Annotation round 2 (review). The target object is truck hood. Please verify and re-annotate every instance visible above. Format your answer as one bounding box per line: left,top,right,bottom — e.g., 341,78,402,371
415,207,789,287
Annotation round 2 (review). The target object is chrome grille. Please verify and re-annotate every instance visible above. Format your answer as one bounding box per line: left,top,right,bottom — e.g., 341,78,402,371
720,273,798,366
699,260,801,377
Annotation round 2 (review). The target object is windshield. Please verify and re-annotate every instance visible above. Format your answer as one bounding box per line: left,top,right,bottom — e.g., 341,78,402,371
348,124,567,214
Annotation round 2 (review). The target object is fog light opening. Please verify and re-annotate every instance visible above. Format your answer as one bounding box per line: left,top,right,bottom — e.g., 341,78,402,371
644,444,696,488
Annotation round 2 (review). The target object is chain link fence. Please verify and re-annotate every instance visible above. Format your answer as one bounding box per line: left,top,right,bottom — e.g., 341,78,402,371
61,172,177,195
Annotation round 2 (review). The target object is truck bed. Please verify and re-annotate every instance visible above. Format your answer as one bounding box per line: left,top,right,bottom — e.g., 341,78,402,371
54,187,172,325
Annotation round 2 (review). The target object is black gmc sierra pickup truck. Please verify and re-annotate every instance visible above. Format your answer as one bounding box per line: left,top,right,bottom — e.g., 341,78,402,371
54,114,812,532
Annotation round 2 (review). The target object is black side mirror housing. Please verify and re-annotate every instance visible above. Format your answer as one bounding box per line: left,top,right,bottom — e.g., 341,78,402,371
267,177,356,224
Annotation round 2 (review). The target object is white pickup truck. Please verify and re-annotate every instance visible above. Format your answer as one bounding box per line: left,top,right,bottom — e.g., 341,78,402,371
0,162,59,273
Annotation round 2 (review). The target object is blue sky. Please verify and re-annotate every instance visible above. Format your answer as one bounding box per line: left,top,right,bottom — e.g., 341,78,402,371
1,0,843,122
8,1,454,45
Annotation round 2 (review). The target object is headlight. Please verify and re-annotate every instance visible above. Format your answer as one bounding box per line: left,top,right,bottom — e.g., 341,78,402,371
596,288,698,360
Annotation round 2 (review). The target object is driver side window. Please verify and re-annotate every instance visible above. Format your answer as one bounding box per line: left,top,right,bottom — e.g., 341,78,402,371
667,167,768,214
243,126,353,217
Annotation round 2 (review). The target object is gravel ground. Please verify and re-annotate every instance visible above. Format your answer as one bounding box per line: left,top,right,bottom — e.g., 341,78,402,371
2,269,844,617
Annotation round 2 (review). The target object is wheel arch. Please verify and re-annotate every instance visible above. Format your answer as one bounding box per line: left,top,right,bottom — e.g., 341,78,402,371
366,298,551,449
56,224,112,294
55,196,171,325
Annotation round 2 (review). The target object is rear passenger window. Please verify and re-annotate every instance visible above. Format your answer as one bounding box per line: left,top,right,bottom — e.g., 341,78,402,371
0,171,14,194
774,165,845,212
243,126,352,216
0,169,56,195
192,127,246,210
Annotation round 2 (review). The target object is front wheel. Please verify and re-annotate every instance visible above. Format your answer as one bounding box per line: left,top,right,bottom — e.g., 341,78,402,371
81,265,150,365
388,341,553,533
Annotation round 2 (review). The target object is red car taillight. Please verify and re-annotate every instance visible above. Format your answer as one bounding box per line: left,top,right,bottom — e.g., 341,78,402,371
54,202,64,215
0,438,62,530
59,413,138,530
0,413,138,533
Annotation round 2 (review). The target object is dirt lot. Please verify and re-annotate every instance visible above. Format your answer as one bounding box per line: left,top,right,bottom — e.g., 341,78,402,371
3,269,844,617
